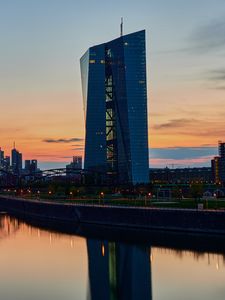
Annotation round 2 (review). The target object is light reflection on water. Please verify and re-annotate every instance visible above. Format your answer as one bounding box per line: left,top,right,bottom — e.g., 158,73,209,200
0,214,225,300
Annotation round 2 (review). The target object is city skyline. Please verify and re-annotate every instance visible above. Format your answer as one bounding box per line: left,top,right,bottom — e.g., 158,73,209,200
1,0,225,169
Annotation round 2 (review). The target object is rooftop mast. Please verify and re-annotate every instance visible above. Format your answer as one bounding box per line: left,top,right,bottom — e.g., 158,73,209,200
120,17,123,36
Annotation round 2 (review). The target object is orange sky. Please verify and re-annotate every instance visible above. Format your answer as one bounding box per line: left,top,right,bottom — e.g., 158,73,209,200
1,1,225,168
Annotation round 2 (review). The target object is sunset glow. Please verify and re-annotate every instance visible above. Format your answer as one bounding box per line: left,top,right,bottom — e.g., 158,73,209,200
1,0,225,168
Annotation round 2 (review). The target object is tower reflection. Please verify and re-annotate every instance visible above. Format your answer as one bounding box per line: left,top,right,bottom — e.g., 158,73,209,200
87,240,152,300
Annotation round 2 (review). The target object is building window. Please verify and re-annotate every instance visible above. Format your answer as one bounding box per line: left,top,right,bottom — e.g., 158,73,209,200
89,60,95,64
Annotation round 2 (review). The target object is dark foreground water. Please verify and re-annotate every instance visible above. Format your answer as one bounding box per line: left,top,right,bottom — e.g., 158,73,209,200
0,214,225,300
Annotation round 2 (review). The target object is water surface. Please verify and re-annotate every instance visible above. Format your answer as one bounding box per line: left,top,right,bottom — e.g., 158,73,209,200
0,214,224,300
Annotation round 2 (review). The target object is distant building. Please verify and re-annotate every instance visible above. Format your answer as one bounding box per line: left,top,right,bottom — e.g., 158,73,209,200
24,159,38,174
211,156,220,184
211,141,225,184
219,141,225,182
3,156,10,171
72,156,82,169
0,149,10,172
30,160,38,173
80,29,149,184
11,148,22,175
0,148,4,168
151,167,212,184
25,160,31,172
66,156,82,181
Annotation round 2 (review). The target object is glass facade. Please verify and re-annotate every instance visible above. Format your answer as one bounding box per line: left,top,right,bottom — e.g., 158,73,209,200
80,30,149,184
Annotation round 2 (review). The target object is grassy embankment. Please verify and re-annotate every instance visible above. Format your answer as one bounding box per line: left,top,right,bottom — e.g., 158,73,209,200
1,192,225,210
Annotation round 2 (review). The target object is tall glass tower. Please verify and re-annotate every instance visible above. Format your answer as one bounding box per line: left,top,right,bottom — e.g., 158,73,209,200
80,30,149,184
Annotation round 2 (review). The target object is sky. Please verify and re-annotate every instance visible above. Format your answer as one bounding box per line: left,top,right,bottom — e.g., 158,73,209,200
0,0,225,169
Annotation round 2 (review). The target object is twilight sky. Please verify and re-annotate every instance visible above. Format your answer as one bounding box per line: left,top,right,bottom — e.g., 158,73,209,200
0,0,225,169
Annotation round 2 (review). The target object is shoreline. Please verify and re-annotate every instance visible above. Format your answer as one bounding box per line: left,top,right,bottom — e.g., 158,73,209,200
0,195,225,235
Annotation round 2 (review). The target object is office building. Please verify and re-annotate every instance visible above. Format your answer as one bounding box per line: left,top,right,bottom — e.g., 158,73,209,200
25,160,31,172
72,156,82,169
0,149,10,172
66,156,82,180
3,156,10,171
218,141,225,182
0,148,4,168
211,141,225,184
151,167,212,184
11,148,22,175
80,29,149,184
25,159,38,174
30,160,38,173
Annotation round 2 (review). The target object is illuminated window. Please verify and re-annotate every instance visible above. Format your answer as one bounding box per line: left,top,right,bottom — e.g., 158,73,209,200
100,60,105,64
89,60,95,64
124,42,128,46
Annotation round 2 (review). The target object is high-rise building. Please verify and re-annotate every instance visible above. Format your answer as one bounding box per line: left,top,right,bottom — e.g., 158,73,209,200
30,160,38,173
0,148,4,168
66,156,82,181
72,156,82,169
11,148,22,175
80,30,149,184
218,141,225,182
3,156,10,171
211,156,221,184
25,160,31,172
25,159,38,174
211,141,225,184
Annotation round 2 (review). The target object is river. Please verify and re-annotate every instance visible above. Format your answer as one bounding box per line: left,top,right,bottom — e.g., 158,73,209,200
0,213,225,300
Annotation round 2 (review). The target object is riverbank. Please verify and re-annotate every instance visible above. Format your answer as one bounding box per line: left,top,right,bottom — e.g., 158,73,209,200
0,195,225,235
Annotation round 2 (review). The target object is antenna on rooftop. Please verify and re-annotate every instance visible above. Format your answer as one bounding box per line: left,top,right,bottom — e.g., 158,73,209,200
120,17,123,36
13,141,15,149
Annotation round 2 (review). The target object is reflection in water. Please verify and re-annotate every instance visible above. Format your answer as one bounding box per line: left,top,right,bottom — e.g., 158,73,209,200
151,247,225,269
0,214,225,299
87,240,152,300
0,214,20,238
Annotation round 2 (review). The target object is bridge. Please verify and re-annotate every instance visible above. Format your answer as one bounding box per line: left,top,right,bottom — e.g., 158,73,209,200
0,167,106,188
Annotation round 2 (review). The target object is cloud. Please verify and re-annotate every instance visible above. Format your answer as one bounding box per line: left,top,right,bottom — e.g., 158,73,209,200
71,147,84,151
213,86,225,90
208,69,225,81
43,137,83,144
34,154,60,158
190,18,225,53
156,16,225,55
206,69,225,89
153,118,225,137
153,118,198,130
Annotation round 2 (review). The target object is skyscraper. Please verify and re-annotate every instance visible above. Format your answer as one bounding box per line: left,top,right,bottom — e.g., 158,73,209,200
0,148,4,168
218,141,225,183
11,148,22,175
211,141,225,184
72,156,82,169
80,30,149,184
